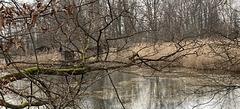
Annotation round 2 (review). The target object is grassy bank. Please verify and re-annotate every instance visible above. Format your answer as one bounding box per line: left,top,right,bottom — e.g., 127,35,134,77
1,38,239,71
112,38,240,71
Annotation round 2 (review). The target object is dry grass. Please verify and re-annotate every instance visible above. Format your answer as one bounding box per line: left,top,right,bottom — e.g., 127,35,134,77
0,49,62,70
15,49,62,63
108,38,240,70
1,38,240,71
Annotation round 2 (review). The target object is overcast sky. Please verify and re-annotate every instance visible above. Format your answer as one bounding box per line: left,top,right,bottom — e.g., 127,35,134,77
16,0,34,4
14,0,240,9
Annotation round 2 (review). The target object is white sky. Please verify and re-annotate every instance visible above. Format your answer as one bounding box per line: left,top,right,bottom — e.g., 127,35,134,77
11,0,240,10
16,0,34,4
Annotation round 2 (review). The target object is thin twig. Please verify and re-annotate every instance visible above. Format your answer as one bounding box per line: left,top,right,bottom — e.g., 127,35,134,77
107,70,125,109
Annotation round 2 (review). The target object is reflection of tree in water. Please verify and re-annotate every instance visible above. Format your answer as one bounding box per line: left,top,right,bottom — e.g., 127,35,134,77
2,68,240,109
1,0,240,108
177,70,240,109
83,68,240,109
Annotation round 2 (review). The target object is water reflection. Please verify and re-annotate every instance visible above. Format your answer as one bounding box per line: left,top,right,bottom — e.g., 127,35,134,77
1,68,240,109
82,68,240,109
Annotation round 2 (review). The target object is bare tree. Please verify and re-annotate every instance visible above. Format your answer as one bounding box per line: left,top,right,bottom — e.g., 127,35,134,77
0,0,240,108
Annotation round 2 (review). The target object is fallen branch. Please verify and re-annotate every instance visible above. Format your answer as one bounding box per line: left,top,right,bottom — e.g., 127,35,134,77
0,67,87,85
0,99,46,109
0,63,135,85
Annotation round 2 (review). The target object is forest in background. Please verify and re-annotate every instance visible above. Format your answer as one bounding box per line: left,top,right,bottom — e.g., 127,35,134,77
0,0,240,108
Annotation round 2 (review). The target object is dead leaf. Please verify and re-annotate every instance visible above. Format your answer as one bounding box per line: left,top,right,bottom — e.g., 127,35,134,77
6,7,13,18
10,7,20,15
12,22,16,27
2,18,6,29
10,7,16,12
27,23,32,29
40,27,48,33
14,37,19,50
64,32,70,40
7,12,13,18
1,43,5,51
68,5,73,16
4,39,13,53
0,18,3,31
0,17,6,31
0,6,3,11
26,4,31,10
78,34,82,43
31,13,38,26
23,3,31,10
23,3,27,9
6,7,11,14
21,39,26,52
3,19,6,28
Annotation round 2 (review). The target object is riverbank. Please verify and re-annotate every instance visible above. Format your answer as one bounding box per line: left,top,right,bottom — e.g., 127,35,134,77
113,38,240,71
1,38,239,72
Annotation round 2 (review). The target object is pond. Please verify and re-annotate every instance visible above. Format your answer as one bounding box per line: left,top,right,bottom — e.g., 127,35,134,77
80,67,240,109
1,67,240,109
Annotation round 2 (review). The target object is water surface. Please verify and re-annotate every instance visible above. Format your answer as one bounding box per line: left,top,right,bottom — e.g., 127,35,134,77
1,67,240,109
81,67,240,109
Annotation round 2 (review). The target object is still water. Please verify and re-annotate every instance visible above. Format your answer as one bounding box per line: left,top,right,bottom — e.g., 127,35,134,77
81,67,240,109
2,67,240,109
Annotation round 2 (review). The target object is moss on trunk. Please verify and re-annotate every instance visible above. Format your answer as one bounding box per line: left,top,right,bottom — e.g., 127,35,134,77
0,100,45,109
0,67,87,84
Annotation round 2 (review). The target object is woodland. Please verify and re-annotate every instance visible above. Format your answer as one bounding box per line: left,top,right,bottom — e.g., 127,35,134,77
0,0,240,108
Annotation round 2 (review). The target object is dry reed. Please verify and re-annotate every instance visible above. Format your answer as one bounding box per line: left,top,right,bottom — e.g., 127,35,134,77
1,38,240,71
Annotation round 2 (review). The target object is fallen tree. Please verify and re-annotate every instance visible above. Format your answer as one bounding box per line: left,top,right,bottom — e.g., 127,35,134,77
0,0,239,108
